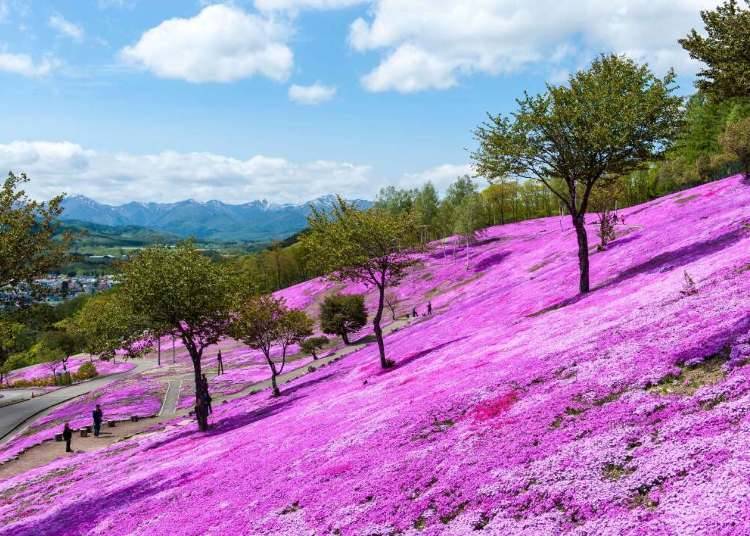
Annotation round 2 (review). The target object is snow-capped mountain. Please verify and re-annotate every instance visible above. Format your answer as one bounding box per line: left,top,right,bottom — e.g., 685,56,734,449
60,195,371,242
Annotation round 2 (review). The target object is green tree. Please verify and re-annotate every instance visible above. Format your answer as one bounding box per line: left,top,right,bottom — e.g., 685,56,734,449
453,194,487,269
319,294,368,345
301,198,419,368
473,54,682,293
374,186,415,215
41,329,82,375
118,243,232,430
300,336,329,360
720,117,750,178
277,309,313,361
0,319,24,384
680,0,750,99
232,295,311,396
413,182,440,242
72,291,154,363
0,172,69,290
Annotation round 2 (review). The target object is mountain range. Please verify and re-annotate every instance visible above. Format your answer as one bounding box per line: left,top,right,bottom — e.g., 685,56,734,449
60,195,371,243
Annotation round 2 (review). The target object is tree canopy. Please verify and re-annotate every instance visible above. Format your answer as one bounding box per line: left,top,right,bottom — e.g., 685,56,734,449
118,243,233,430
473,54,683,293
231,295,312,396
319,294,367,345
301,198,420,368
680,0,750,100
0,172,69,290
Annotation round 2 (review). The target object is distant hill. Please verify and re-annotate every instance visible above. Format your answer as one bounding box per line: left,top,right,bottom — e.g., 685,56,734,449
60,195,372,242
60,220,182,250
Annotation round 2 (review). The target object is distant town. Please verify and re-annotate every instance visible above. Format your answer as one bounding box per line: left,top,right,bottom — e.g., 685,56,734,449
1,273,118,308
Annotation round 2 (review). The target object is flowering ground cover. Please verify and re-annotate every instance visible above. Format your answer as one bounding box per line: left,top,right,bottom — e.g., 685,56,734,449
4,356,135,387
175,355,317,410
3,176,750,534
0,374,165,464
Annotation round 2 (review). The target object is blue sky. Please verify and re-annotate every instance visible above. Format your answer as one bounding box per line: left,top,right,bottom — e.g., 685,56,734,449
0,0,718,204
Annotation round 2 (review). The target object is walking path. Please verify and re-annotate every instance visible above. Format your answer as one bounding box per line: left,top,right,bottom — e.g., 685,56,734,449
159,379,183,416
0,359,156,442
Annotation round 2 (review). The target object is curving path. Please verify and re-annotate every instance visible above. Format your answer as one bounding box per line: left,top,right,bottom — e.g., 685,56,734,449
0,359,156,443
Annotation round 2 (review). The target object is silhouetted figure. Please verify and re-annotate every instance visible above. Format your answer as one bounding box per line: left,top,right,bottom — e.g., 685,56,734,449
427,302,432,315
201,374,212,415
63,423,73,452
412,307,418,318
217,350,224,375
92,404,103,437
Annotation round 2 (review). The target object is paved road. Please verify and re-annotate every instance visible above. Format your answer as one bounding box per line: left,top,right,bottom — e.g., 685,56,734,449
0,359,156,442
159,379,183,416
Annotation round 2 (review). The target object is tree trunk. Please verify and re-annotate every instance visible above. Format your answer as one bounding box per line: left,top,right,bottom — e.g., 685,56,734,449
188,346,208,431
341,331,351,345
269,360,281,396
157,337,161,367
572,214,591,294
374,284,389,368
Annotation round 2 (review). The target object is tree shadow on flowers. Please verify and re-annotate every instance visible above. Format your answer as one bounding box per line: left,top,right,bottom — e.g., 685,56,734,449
143,373,338,451
528,226,747,318
600,226,746,290
473,251,511,273
8,472,192,536
386,337,469,371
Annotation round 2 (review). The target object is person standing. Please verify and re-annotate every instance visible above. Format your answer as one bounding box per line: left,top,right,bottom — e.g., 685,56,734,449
201,374,212,415
92,404,103,437
62,423,73,453
217,350,224,375
427,301,432,315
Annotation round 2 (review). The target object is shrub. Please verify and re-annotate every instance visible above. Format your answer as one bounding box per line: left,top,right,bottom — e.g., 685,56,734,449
319,294,367,345
300,336,330,360
74,362,98,381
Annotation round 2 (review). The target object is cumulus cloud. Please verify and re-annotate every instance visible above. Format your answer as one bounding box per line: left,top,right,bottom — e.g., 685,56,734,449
0,51,59,77
255,0,366,11
288,82,336,104
120,4,293,83
49,14,85,42
350,0,720,92
400,163,474,193
0,141,376,204
1,140,471,204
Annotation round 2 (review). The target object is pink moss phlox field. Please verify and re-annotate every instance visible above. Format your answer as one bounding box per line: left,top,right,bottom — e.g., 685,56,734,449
4,356,134,386
0,375,165,463
176,356,316,409
4,176,750,534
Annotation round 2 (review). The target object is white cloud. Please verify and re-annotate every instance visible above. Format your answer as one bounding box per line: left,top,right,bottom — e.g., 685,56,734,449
49,14,84,42
288,82,336,104
255,0,366,12
350,0,721,92
0,51,59,77
1,140,471,204
120,4,293,83
0,141,375,204
400,163,473,193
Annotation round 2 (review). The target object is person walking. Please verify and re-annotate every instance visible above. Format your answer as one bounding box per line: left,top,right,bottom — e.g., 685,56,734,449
62,423,73,453
427,301,432,315
217,350,224,375
412,307,418,318
92,404,103,437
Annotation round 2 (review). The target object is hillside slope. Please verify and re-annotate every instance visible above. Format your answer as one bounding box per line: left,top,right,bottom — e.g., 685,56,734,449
3,176,750,535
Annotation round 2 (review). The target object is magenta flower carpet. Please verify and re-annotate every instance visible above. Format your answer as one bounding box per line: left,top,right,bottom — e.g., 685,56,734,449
3,176,750,535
